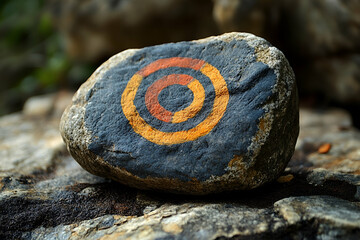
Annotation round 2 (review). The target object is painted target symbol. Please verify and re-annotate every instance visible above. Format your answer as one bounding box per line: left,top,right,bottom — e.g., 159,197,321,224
121,57,229,145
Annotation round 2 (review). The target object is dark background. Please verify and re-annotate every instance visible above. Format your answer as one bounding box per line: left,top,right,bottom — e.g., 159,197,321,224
1,0,359,127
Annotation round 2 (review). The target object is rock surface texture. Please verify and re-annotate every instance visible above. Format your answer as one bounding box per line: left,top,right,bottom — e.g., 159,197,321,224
0,94,359,239
60,32,298,194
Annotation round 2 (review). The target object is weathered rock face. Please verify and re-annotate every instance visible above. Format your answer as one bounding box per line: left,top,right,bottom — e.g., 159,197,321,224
60,32,298,194
1,99,359,239
290,107,360,189
26,196,360,240
0,92,73,175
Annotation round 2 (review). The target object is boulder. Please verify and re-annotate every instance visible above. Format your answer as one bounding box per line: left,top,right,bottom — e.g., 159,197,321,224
60,32,298,194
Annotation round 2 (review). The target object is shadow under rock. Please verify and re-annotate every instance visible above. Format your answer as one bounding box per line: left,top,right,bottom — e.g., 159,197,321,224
140,172,358,208
0,168,357,239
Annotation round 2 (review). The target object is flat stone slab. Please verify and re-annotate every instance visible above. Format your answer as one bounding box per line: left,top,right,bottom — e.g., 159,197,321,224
0,92,72,175
3,97,360,238
60,32,299,194
27,196,360,240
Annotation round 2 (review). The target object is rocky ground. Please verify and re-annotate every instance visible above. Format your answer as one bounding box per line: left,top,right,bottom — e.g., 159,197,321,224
1,93,360,239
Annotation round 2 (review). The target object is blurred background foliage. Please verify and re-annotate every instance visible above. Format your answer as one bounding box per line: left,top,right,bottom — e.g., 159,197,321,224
0,0,95,116
0,0,359,125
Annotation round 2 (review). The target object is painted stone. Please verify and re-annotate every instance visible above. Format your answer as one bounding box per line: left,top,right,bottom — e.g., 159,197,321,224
60,32,299,194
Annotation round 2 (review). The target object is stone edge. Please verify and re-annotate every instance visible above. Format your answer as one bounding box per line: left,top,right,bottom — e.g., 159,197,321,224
60,32,299,194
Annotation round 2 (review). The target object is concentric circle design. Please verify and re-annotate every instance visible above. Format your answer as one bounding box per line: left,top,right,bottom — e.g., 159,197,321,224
121,57,229,145
145,74,205,124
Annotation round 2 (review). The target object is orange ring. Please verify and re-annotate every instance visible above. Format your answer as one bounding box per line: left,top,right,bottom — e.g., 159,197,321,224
121,57,229,145
172,78,205,124
145,74,205,123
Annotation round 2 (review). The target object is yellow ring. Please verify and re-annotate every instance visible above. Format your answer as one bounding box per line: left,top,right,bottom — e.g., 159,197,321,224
121,60,229,145
172,79,205,124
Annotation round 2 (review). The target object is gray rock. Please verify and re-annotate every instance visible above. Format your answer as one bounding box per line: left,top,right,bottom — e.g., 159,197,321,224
23,91,74,118
289,107,360,200
1,104,360,239
0,91,73,175
0,113,64,175
0,169,143,239
25,196,360,240
274,196,360,239
60,32,298,194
